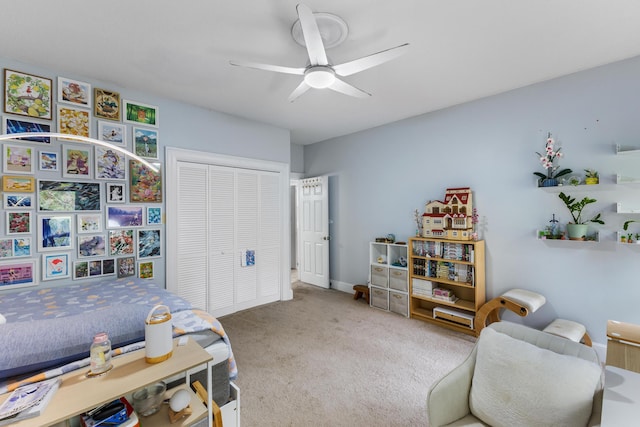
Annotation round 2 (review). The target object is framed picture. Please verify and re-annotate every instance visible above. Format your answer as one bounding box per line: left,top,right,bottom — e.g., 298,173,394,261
13,237,31,257
38,214,73,251
39,150,59,171
106,182,125,203
3,144,35,174
74,259,116,279
2,176,35,192
107,206,144,228
130,160,162,202
73,260,89,279
95,146,126,180
4,193,33,209
138,261,154,279
77,213,103,234
147,207,162,225
102,259,115,276
94,88,121,121
62,145,91,178
117,256,136,278
38,180,101,212
57,105,90,139
78,234,106,257
0,238,32,258
42,253,70,281
97,121,126,145
133,127,158,159
0,239,12,258
88,260,103,277
4,69,52,120
138,228,161,259
6,211,31,235
123,99,158,127
109,229,134,255
2,116,51,143
57,77,91,108
0,259,36,290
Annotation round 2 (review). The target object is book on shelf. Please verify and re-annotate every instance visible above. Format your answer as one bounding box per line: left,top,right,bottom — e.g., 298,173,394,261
0,378,61,426
432,294,459,303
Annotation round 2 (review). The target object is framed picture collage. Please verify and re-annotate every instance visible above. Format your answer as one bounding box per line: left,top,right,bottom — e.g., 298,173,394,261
0,68,163,289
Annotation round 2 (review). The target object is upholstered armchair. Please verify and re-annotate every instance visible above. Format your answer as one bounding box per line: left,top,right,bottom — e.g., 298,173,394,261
427,322,603,427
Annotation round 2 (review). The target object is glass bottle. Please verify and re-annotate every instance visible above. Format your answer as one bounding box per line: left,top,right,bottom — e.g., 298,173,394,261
90,332,112,375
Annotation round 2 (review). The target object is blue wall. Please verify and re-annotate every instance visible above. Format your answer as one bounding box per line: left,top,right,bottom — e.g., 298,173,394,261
0,56,290,290
304,55,640,345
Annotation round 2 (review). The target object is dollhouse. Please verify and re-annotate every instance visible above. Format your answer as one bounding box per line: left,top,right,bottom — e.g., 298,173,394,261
422,187,473,241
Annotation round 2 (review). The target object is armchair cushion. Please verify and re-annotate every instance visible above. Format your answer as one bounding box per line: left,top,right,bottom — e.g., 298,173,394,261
469,327,602,427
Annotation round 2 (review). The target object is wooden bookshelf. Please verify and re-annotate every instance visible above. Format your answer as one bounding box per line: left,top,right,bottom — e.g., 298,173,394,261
408,237,485,336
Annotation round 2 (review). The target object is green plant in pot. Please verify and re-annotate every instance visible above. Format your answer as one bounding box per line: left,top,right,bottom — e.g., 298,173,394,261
533,132,572,187
584,169,599,185
558,192,605,240
622,220,640,244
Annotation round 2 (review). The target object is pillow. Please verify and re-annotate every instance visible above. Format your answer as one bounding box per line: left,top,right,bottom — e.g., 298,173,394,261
469,327,601,427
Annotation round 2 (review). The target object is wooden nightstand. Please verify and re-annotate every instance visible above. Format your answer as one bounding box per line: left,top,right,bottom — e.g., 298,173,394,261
0,338,214,427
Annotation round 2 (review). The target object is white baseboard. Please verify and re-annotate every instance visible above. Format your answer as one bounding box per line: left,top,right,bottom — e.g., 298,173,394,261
330,280,356,294
328,280,608,353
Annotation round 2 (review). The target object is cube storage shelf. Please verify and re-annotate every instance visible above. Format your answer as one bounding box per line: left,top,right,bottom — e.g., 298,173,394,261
408,237,485,336
368,242,409,317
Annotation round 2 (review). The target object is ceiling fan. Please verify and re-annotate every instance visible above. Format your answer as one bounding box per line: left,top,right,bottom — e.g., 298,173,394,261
230,3,409,102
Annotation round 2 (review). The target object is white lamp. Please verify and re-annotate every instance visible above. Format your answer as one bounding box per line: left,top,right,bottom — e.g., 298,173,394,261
304,66,336,89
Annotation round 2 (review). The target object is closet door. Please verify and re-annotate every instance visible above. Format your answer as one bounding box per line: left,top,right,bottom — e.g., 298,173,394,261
208,166,235,315
166,147,290,318
257,172,281,299
173,162,209,308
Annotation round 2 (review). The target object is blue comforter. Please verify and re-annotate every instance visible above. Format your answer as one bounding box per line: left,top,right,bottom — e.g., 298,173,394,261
0,278,236,391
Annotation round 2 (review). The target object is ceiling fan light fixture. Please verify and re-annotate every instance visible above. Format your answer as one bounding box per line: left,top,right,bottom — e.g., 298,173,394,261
304,66,335,89
291,12,348,49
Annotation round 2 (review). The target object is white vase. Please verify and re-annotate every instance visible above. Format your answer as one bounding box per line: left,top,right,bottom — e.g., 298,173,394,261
566,224,588,241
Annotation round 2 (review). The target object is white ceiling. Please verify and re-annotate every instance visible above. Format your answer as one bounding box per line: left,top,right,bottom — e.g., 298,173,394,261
2,1,640,145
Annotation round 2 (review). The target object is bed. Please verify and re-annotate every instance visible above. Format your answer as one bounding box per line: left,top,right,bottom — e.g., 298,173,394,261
0,277,237,407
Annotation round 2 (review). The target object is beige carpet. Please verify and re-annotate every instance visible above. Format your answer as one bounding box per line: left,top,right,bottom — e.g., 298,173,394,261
220,282,476,427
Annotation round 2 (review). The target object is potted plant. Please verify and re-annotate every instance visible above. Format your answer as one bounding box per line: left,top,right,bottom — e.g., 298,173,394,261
533,132,572,187
558,192,605,240
584,169,599,185
621,220,640,244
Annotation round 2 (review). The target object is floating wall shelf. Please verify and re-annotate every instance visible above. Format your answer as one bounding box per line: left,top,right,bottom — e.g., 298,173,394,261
615,144,640,155
616,203,640,214
536,230,601,243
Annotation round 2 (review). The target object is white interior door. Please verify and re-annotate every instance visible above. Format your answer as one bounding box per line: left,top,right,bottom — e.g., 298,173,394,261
298,176,330,288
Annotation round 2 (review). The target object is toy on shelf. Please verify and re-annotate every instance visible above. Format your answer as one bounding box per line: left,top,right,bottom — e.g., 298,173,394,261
421,187,474,241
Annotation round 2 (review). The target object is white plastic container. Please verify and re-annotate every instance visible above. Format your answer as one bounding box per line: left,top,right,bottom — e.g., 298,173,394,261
144,305,173,364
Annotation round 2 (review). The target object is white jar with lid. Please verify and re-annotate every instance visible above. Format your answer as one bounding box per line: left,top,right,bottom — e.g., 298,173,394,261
90,332,112,375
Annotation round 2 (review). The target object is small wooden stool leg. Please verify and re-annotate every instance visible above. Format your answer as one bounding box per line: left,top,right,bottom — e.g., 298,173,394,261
353,284,369,303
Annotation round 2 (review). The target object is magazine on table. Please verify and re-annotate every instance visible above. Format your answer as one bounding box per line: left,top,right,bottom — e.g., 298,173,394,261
0,378,61,425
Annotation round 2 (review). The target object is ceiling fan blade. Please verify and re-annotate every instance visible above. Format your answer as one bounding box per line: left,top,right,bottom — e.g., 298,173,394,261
229,60,305,75
328,78,371,98
296,3,329,66
333,43,410,76
288,81,311,102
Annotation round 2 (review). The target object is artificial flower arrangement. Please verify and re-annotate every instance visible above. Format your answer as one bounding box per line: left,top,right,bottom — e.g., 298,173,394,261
533,132,572,186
